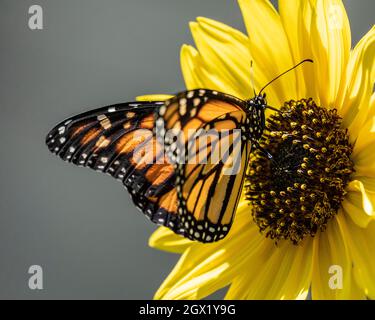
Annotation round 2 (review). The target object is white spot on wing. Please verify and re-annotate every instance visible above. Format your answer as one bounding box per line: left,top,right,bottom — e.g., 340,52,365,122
156,118,164,127
159,105,166,116
187,91,194,98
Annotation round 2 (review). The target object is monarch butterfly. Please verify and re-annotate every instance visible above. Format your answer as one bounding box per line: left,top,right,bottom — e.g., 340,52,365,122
46,59,312,243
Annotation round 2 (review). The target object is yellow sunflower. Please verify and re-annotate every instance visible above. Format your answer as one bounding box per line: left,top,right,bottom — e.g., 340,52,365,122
148,0,375,300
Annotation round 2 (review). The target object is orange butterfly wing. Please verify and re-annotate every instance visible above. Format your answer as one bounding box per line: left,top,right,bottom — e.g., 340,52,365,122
46,101,180,228
155,89,251,242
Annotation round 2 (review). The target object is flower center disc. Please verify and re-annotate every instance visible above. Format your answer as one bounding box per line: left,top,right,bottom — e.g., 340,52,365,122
246,98,354,244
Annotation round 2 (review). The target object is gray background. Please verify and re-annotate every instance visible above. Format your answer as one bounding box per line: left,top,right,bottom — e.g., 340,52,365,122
0,0,373,300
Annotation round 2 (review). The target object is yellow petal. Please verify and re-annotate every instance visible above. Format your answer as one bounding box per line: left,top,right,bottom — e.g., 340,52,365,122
225,274,252,300
352,114,375,160
343,178,375,227
227,238,314,300
355,161,375,180
347,178,375,216
297,0,321,103
354,94,375,178
239,0,296,106
339,26,375,139
278,0,308,98
149,227,193,254
342,197,373,229
278,0,301,61
311,213,360,299
180,44,207,89
154,204,265,300
352,92,375,159
343,215,375,299
181,43,243,94
188,17,254,100
136,94,174,101
350,269,367,299
155,232,264,300
308,0,351,108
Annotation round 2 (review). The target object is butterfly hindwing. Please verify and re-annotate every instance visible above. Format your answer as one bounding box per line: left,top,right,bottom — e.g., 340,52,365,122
155,89,251,242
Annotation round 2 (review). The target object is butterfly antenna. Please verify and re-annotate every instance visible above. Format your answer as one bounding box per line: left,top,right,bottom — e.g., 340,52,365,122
264,104,291,116
250,60,256,97
259,59,313,95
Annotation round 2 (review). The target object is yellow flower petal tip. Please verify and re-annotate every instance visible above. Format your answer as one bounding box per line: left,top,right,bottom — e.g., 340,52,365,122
148,227,193,254
136,94,173,101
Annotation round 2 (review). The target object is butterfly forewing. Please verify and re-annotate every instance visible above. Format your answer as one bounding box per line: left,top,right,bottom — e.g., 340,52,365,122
46,101,180,226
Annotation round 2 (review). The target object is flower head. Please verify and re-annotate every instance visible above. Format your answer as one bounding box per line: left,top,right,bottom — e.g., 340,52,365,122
247,98,355,244
150,0,375,299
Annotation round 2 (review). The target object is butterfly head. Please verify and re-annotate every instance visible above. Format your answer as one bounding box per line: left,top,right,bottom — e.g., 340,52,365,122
246,93,267,140
252,93,267,109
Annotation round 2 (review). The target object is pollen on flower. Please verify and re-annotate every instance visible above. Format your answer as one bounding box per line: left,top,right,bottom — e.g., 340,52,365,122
245,98,354,245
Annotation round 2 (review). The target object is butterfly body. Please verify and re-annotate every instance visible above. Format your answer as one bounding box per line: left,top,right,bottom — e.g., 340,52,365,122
244,94,267,142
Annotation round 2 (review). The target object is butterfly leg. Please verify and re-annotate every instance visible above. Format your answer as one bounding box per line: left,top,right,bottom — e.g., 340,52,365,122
253,142,284,169
253,141,273,160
